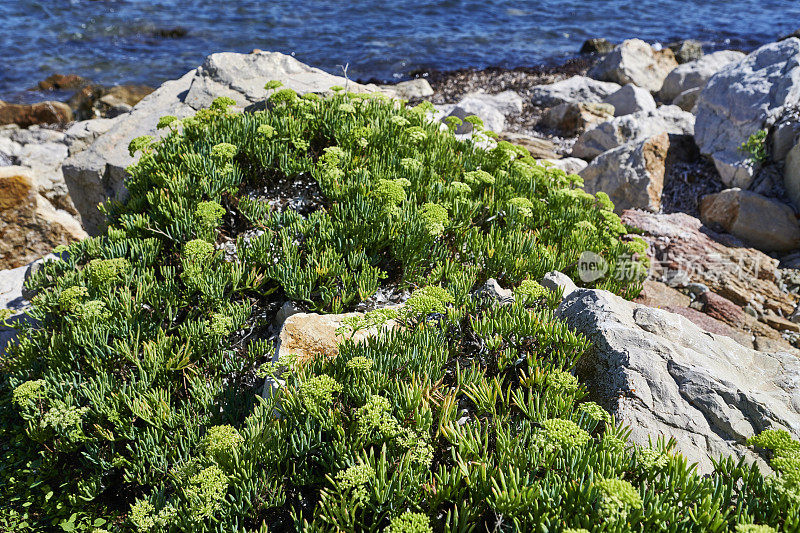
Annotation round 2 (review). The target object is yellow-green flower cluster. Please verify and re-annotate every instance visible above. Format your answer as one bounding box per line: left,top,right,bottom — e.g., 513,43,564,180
385,512,432,533
43,404,89,441
546,370,580,394
356,395,399,440
195,201,225,231
346,356,374,372
374,178,410,213
257,124,276,138
594,477,643,519
508,197,534,217
186,465,228,519
464,169,495,186
208,312,234,337
636,446,670,471
129,500,177,531
157,115,178,129
403,285,453,319
404,126,427,144
419,203,448,237
578,401,611,424
595,191,615,211
202,424,243,461
735,525,778,533
59,286,89,313
12,379,45,407
269,88,298,105
210,142,237,161
514,280,547,302
85,257,131,288
400,157,423,173
448,181,471,196
184,239,215,263
389,115,410,127
128,135,154,156
300,375,342,411
335,464,375,504
542,418,591,448
210,96,236,111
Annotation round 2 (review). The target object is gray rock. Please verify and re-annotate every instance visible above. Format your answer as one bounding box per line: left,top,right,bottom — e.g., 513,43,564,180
500,132,559,159
443,91,524,134
658,50,745,103
672,87,702,112
62,52,385,235
185,51,373,110
15,142,71,206
274,301,303,326
572,105,695,160
64,117,121,156
587,39,679,92
557,287,800,474
773,120,800,162
541,270,577,299
668,39,704,64
686,282,709,297
542,102,614,136
699,188,800,252
602,84,657,116
542,157,588,175
530,76,621,107
694,39,800,188
444,102,505,134
476,278,514,304
62,70,197,235
384,78,434,100
785,141,800,210
580,38,615,55
580,132,669,213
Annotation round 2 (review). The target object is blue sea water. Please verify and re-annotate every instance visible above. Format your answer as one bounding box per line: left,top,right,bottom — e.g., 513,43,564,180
1,0,799,103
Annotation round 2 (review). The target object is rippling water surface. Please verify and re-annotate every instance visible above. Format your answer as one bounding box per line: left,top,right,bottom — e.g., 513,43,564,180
1,0,799,102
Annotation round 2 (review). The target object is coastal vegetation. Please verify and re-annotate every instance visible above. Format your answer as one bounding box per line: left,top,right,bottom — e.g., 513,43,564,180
0,87,797,532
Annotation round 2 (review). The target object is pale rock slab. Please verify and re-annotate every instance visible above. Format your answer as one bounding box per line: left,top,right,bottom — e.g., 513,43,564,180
588,39,679,92
558,287,800,474
694,39,800,188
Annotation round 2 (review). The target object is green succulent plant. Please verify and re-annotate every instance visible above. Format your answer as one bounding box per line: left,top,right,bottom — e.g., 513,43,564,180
0,86,795,533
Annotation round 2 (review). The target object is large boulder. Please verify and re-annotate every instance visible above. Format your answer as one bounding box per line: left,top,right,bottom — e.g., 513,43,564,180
263,308,397,396
542,102,614,136
0,167,87,269
783,140,800,210
443,91,524,134
0,101,73,128
699,188,800,252
530,76,621,107
499,132,559,159
602,84,657,116
542,157,588,175
572,105,694,160
62,51,376,235
383,79,434,100
672,87,702,112
658,50,745,103
694,39,800,188
557,287,800,474
185,51,375,109
579,132,669,212
620,209,798,318
668,39,704,64
587,39,679,92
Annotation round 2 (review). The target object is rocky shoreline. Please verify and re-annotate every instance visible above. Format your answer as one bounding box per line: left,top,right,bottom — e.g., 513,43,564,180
2,35,800,473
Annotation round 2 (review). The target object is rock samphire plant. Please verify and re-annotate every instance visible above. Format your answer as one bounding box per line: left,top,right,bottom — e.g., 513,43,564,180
1,88,797,532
